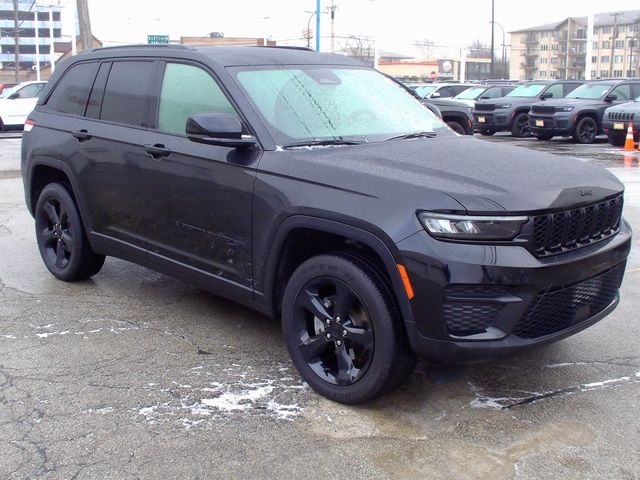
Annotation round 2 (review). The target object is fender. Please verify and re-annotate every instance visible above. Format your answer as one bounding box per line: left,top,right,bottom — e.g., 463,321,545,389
259,214,416,324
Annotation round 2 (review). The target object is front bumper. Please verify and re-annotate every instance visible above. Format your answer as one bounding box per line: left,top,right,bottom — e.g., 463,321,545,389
528,113,574,137
473,111,511,132
602,119,639,141
396,220,632,363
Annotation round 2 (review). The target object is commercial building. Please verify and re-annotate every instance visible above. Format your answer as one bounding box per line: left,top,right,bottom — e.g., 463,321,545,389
0,0,62,76
510,10,640,80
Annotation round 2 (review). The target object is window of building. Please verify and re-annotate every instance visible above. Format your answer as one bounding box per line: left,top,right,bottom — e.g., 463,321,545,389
551,57,558,65
45,62,98,115
592,41,598,50
591,56,598,63
541,44,549,51
602,26,612,34
629,55,637,64
629,38,639,48
614,55,624,63
550,71,557,79
551,44,559,50
591,70,597,78
615,40,624,49
539,70,546,77
576,29,586,39
100,61,157,127
602,41,611,49
601,56,610,63
599,70,608,78
158,63,236,136
627,69,635,77
612,70,623,78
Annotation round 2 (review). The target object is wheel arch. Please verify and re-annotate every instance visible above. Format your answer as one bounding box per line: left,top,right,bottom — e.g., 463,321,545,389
261,215,416,325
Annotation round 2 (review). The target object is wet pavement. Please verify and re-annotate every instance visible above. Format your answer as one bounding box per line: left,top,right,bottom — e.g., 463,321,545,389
1,137,639,479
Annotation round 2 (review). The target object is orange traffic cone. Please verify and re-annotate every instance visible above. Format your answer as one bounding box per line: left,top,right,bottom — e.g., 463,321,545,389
623,122,635,151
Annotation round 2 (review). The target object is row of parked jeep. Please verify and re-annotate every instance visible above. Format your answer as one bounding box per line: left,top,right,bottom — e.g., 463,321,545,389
406,79,640,146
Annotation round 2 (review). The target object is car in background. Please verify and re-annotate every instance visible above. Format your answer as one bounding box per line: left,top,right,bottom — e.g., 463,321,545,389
424,97,474,135
602,96,640,146
0,81,46,130
473,80,582,137
453,85,516,108
412,83,479,99
529,80,640,144
0,82,18,94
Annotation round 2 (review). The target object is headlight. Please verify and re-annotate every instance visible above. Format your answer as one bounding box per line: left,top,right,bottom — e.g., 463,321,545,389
556,106,574,112
417,212,528,240
495,104,511,109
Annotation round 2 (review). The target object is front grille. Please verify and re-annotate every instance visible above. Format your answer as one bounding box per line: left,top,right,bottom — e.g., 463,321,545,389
512,265,624,339
443,303,501,335
475,104,496,112
532,195,623,257
531,105,556,114
607,111,635,121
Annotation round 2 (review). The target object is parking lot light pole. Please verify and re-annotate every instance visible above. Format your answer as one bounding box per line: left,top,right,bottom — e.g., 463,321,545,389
34,9,40,81
49,5,55,73
316,0,321,51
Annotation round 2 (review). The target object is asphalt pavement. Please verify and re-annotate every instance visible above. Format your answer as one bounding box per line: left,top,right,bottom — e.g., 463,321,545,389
1,134,639,479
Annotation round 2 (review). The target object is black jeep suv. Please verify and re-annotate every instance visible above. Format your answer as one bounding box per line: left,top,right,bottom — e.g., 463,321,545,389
602,97,640,147
424,97,474,135
529,80,640,143
473,80,582,137
22,45,631,404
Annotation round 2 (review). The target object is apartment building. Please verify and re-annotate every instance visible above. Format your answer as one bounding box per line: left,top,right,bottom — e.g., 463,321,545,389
509,10,639,80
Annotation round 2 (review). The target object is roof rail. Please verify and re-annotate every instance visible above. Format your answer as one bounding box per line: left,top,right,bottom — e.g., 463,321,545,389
257,45,315,52
90,44,193,52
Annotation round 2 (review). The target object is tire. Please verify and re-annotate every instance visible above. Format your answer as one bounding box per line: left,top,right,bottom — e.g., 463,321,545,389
479,129,495,136
535,134,554,141
35,182,105,281
0,118,5,132
511,112,531,137
446,120,466,135
281,254,415,404
573,116,597,144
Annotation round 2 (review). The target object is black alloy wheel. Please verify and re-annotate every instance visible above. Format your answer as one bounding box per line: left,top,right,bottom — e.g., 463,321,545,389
291,276,374,386
511,113,531,137
282,254,416,404
573,117,597,144
35,183,105,281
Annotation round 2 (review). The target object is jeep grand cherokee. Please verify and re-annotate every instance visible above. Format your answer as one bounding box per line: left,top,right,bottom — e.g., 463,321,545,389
22,45,631,404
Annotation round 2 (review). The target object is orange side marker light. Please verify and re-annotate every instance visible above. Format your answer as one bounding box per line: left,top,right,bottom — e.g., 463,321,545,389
397,264,415,300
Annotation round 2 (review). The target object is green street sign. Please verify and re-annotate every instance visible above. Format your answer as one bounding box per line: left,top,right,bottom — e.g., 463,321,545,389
147,35,169,45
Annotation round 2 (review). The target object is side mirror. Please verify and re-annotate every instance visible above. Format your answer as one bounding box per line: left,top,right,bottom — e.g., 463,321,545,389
604,94,617,102
186,113,256,149
479,96,490,100
431,91,441,98
540,92,553,99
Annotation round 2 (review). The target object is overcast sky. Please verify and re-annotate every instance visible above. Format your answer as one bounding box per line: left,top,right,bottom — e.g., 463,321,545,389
57,0,640,57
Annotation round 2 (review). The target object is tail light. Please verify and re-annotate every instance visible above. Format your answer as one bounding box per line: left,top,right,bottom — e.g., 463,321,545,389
24,119,35,132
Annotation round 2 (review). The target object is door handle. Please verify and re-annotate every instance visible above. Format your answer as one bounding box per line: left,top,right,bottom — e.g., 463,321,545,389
71,129,92,142
144,143,172,159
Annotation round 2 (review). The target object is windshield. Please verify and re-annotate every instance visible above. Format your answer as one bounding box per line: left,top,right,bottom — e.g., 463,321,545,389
0,85,20,99
414,85,437,98
566,83,613,100
506,84,547,97
233,66,449,146
454,87,486,100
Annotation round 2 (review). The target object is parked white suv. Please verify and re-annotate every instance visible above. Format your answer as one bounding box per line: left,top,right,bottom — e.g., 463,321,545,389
0,81,46,130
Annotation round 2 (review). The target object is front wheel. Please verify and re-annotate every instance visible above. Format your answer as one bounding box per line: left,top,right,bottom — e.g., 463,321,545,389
446,120,466,135
281,254,415,404
511,113,531,137
573,117,597,144
35,183,105,281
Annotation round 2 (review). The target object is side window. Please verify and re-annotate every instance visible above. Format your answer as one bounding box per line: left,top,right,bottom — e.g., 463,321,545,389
544,84,563,98
437,87,453,98
632,84,640,100
563,83,579,96
86,63,111,119
101,61,157,127
611,84,631,101
157,63,235,136
486,88,501,99
46,62,98,115
17,83,43,99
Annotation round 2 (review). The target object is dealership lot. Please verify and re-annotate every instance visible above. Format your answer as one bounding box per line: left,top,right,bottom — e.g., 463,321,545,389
1,135,639,478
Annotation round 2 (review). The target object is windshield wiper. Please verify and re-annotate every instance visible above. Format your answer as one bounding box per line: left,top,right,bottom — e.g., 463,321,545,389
384,131,437,142
282,138,368,149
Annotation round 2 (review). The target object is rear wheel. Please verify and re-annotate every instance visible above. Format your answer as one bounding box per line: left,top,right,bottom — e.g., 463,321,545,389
573,117,597,144
35,183,105,281
446,120,466,135
281,254,415,404
511,113,531,137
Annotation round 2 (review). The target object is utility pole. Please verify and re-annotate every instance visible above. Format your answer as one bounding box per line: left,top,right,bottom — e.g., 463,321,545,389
609,12,622,78
315,0,321,51
34,9,40,81
76,0,92,51
48,5,55,73
329,1,337,54
490,0,495,78
13,0,19,82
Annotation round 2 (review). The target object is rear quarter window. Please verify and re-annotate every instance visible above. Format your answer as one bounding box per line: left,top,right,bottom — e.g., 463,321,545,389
45,62,99,115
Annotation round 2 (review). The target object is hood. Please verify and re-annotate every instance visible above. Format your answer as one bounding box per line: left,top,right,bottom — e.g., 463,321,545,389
452,98,476,108
429,98,471,108
476,95,540,106
606,101,640,113
263,135,622,215
537,98,606,108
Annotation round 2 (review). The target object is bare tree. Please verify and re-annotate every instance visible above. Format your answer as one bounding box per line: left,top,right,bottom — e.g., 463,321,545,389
340,35,375,65
468,39,492,59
